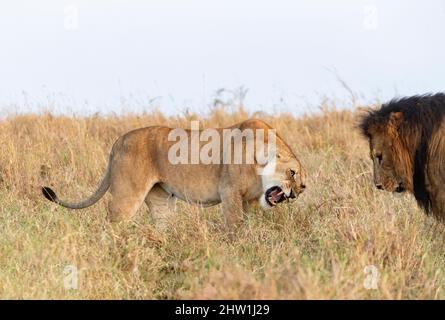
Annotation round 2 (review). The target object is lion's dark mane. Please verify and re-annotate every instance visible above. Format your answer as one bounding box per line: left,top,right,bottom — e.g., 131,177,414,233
359,93,445,213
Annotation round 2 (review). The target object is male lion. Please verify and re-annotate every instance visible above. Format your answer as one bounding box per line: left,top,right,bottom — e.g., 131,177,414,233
42,119,306,231
359,93,445,220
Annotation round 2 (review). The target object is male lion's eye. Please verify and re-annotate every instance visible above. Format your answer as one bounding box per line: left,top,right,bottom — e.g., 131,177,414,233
290,169,296,177
376,153,382,164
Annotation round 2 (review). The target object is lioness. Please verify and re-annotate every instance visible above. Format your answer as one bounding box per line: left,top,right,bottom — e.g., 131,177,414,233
359,93,445,220
42,119,306,231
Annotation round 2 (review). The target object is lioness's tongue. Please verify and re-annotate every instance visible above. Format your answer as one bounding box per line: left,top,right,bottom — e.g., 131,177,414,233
269,189,283,202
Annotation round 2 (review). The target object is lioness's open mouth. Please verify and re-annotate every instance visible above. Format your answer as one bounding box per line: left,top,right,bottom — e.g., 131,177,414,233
265,186,287,206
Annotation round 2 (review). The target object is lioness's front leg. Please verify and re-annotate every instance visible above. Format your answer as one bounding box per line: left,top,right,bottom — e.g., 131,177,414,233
243,199,260,213
220,190,244,233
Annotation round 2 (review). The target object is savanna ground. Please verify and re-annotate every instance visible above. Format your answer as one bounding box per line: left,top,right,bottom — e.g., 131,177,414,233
0,103,444,299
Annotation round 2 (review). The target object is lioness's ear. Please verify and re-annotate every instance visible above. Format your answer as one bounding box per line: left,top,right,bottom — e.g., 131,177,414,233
389,112,403,127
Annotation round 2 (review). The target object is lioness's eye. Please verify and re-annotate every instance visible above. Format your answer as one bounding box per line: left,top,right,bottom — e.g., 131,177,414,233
290,169,296,177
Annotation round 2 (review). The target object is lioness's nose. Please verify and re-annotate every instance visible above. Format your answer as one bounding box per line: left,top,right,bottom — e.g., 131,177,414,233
300,184,306,190
376,184,383,190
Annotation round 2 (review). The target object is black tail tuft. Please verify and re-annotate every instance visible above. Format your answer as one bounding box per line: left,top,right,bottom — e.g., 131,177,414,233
42,187,58,202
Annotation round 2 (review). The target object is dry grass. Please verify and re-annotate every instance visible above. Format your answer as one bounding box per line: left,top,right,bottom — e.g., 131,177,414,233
0,105,444,299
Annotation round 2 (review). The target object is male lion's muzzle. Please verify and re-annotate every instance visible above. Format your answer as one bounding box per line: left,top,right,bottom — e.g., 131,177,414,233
375,181,405,193
395,182,405,193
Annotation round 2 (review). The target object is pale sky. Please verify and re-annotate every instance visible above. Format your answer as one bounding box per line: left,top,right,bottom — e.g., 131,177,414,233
1,0,445,115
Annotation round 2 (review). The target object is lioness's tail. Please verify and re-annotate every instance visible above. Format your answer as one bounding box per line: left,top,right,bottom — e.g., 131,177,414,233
42,161,111,209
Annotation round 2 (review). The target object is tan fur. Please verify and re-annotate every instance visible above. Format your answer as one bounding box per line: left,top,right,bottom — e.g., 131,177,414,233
42,119,306,232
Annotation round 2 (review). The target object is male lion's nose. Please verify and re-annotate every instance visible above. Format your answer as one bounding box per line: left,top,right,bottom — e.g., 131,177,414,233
376,184,383,190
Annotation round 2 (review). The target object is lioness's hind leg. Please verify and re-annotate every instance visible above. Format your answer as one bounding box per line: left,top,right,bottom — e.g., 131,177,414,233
108,180,157,222
145,185,176,232
107,157,157,222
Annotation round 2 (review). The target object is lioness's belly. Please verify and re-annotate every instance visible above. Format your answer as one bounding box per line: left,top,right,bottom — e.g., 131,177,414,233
159,182,221,206
158,164,222,206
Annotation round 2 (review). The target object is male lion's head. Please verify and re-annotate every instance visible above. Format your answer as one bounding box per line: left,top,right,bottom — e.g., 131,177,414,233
359,93,445,215
360,111,413,193
259,139,306,208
